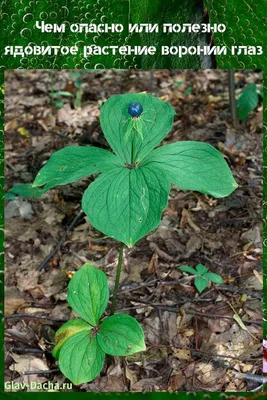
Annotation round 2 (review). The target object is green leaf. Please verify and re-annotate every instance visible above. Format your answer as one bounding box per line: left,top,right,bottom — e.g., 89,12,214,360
203,272,224,284
6,183,46,198
55,99,64,108
184,87,192,96
67,264,109,326
69,71,81,80
82,163,170,247
195,264,208,275
74,80,83,89
59,331,105,385
50,91,74,98
97,314,146,356
100,93,175,164
52,319,91,359
179,265,197,275
33,146,119,192
143,141,238,198
237,83,259,121
5,192,15,201
194,276,208,293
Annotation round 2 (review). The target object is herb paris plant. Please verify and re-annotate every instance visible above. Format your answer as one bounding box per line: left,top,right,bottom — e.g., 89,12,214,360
33,92,238,247
53,264,146,385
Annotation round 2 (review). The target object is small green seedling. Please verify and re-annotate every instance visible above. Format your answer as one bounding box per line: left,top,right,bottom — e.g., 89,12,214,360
69,71,84,89
179,264,224,293
53,264,146,385
50,70,87,109
50,91,74,109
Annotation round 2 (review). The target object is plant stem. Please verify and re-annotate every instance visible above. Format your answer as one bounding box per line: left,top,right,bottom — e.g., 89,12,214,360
110,242,124,315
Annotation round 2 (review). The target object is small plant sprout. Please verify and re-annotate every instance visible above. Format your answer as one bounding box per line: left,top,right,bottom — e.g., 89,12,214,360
179,264,224,293
53,264,146,385
27,93,237,383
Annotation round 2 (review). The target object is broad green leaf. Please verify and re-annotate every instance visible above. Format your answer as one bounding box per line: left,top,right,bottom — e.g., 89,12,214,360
97,314,146,356
203,272,224,284
68,264,109,326
52,319,91,359
6,183,46,199
82,164,170,247
143,141,238,198
179,265,197,275
195,264,208,275
194,276,208,293
59,331,105,385
33,146,119,192
100,93,175,164
237,83,259,121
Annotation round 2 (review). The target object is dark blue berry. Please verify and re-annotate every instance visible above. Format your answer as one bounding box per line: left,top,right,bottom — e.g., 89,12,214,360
128,102,143,118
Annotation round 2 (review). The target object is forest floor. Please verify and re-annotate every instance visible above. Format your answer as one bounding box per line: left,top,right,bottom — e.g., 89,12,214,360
4,69,263,392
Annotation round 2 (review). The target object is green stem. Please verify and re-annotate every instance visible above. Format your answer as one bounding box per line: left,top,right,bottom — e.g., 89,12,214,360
110,242,124,315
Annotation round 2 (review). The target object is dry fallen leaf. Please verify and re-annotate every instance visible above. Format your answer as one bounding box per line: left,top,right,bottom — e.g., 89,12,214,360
9,354,49,385
173,348,191,361
168,370,186,391
5,297,27,316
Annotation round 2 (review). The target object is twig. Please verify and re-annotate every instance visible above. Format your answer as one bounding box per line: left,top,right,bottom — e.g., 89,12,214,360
115,277,194,296
5,160,16,171
191,348,261,364
115,279,158,295
250,384,263,392
5,314,68,323
187,309,262,326
116,297,180,312
10,348,45,355
231,372,267,384
147,343,262,363
117,302,262,327
37,209,84,271
216,284,262,300
23,368,59,376
218,216,262,226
